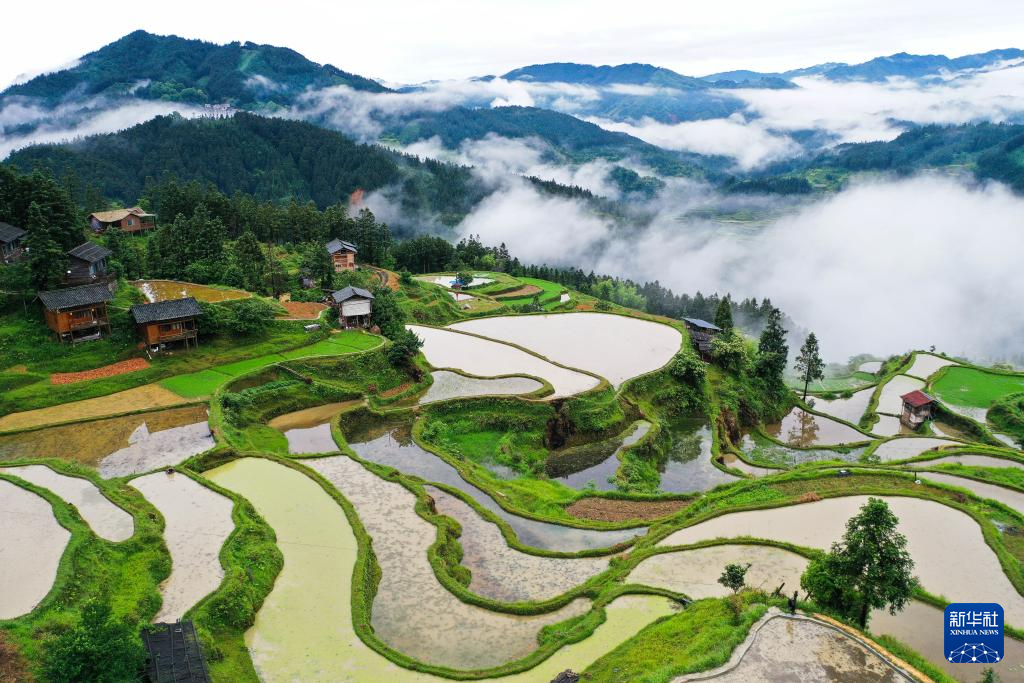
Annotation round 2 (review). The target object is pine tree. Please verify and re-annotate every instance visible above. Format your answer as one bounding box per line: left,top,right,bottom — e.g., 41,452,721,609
714,295,734,334
25,202,67,291
233,230,267,293
795,332,826,399
757,306,788,384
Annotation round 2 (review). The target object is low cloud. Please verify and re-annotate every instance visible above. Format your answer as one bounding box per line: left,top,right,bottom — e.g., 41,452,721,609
458,174,1024,362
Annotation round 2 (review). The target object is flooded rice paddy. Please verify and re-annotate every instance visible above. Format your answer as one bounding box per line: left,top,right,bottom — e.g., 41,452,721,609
450,313,682,388
409,325,598,398
133,279,250,303
906,353,958,379
418,371,543,405
0,405,210,468
0,384,189,431
875,376,926,415
448,291,474,301
130,471,234,622
549,421,651,491
871,414,914,438
682,613,909,682
427,486,608,602
719,452,778,477
1,465,132,541
343,416,642,551
738,432,863,467
659,495,1024,624
268,402,357,454
658,420,741,493
917,453,1024,469
0,479,70,619
763,407,867,446
917,471,1024,514
858,361,883,374
871,437,957,462
807,388,873,424
304,454,591,669
628,545,807,599
205,458,670,681
423,275,494,288
99,419,214,478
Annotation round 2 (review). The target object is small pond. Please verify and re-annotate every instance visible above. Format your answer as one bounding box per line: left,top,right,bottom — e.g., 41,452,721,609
419,371,543,405
268,402,357,454
547,421,651,491
658,419,740,493
342,413,643,551
763,407,868,447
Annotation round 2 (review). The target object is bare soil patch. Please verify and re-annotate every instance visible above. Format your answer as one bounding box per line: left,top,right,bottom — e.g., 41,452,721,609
0,632,32,683
277,301,328,320
0,384,189,431
566,497,689,522
495,284,542,298
50,358,150,385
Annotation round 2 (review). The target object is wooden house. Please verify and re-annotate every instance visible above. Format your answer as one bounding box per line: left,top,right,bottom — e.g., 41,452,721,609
326,239,358,272
89,207,156,234
0,221,27,263
682,318,722,360
65,242,113,286
329,286,373,328
900,390,935,430
131,297,202,350
38,283,113,343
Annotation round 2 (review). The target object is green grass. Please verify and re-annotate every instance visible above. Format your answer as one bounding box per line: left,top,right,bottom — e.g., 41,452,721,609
933,366,1024,409
582,596,769,682
160,369,231,398
496,277,567,310
785,372,874,392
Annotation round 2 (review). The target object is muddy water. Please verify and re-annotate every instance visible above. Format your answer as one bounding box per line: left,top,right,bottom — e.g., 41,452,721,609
1,465,133,542
628,545,807,599
344,418,643,551
0,405,210,466
906,354,958,380
872,600,1024,681
659,421,741,493
409,325,598,398
738,432,863,467
931,420,970,440
130,471,234,621
205,457,671,682
659,495,1024,625
133,279,249,303
871,437,957,462
917,471,1024,514
0,478,70,619
808,388,873,425
304,454,591,669
419,371,543,405
875,376,926,415
448,291,475,301
720,452,778,477
99,420,214,478
916,453,1024,469
871,414,915,438
681,614,907,682
427,486,608,602
268,402,357,454
551,421,651,491
424,275,493,288
764,408,867,447
451,313,682,388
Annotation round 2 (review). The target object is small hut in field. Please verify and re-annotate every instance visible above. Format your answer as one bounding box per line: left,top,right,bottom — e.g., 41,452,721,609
900,390,935,430
682,318,721,360
329,286,374,328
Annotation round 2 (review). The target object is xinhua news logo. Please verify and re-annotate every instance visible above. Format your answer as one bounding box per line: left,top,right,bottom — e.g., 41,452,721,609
944,603,1004,664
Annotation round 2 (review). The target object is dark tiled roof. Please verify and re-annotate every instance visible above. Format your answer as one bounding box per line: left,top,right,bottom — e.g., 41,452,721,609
901,390,935,408
326,238,358,254
68,241,112,263
330,286,374,303
0,221,27,243
131,297,203,324
37,283,113,310
682,317,722,332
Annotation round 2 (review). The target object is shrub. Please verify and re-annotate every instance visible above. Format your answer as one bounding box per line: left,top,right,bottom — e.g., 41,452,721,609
41,600,145,683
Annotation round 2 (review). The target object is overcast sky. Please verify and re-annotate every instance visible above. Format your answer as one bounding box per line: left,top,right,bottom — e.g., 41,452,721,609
4,0,1023,88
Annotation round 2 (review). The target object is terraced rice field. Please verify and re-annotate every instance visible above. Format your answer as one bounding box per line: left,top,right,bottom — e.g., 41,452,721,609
134,279,250,303
933,366,1024,410
918,471,1024,513
905,353,958,379
871,414,914,437
0,479,69,619
875,375,926,415
268,402,357,454
658,421,741,492
130,471,234,621
550,421,651,491
660,495,1024,624
808,387,873,424
450,313,681,388
872,437,958,462
0,465,132,541
418,371,543,405
0,384,189,431
763,407,868,446
409,325,598,398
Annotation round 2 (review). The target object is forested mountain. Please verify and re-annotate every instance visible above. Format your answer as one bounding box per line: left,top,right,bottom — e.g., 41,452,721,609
702,48,1024,83
4,112,486,225
1,30,385,109
501,62,792,90
762,123,1024,192
381,105,727,177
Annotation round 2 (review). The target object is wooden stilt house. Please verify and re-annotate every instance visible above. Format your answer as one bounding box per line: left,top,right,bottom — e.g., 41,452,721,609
682,318,722,360
131,297,202,350
38,283,113,343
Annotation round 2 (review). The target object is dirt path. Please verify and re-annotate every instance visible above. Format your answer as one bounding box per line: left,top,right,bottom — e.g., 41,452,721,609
495,285,542,298
51,358,150,385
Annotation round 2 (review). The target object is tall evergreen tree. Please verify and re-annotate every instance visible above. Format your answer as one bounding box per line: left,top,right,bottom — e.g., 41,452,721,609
233,230,268,293
756,306,788,384
25,202,67,291
795,332,826,399
714,295,734,334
